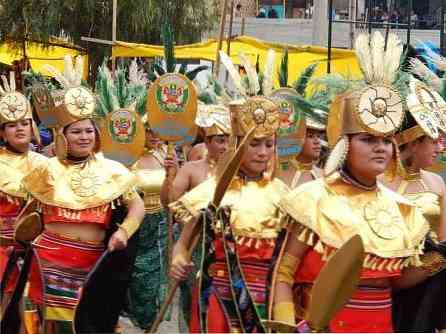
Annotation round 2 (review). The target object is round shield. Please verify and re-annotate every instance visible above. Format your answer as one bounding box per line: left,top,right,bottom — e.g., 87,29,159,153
270,88,305,161
99,108,145,167
147,73,198,145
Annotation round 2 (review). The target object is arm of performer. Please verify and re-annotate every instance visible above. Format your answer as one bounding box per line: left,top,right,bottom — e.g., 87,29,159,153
273,224,309,325
169,219,197,281
392,249,446,289
437,175,446,242
108,189,145,252
160,154,191,207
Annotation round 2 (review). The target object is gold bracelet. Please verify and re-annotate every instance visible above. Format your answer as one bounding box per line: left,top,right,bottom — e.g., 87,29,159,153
420,251,446,276
119,216,141,238
276,253,300,285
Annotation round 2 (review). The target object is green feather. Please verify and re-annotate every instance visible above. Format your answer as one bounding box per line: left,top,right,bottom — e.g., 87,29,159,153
278,49,289,87
293,63,318,96
162,23,176,73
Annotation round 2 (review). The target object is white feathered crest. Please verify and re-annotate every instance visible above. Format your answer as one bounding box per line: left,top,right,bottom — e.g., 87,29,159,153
128,59,149,86
0,72,17,96
44,55,84,89
219,49,276,97
354,31,403,85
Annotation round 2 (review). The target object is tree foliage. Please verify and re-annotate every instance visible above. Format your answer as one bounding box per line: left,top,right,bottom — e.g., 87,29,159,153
0,0,219,80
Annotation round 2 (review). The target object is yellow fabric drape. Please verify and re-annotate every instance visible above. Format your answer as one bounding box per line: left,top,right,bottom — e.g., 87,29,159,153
112,35,362,85
0,41,88,79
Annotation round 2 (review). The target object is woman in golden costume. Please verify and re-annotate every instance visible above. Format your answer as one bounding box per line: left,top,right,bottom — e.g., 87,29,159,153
169,96,289,333
0,72,47,311
128,125,169,329
272,32,446,333
382,60,446,332
22,57,144,333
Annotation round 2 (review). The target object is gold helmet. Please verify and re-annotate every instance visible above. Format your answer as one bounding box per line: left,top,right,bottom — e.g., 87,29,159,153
324,31,405,176
34,56,96,160
0,72,40,145
229,96,280,139
395,77,446,146
195,103,232,137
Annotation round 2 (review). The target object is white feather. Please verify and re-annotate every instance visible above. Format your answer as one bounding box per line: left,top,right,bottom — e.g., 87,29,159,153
1,75,10,93
129,59,148,86
354,33,373,83
74,56,84,86
43,64,70,88
63,56,75,86
219,51,246,96
9,72,15,92
262,49,276,96
238,52,259,96
383,33,403,84
370,31,385,83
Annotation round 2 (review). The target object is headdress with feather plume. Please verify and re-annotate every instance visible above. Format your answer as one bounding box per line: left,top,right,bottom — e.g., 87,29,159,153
218,49,281,139
324,31,406,176
0,71,41,145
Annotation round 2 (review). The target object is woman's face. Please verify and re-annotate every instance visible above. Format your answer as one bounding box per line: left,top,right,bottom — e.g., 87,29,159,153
408,136,443,169
299,129,323,162
1,119,32,152
65,119,96,158
346,133,393,182
240,136,275,177
145,129,161,149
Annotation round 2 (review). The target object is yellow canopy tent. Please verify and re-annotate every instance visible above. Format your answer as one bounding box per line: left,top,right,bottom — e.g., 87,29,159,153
112,35,362,85
0,41,88,79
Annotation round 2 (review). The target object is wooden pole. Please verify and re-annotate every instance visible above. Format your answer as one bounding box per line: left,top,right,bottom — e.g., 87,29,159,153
225,1,235,82
241,17,246,35
214,0,229,78
112,0,117,73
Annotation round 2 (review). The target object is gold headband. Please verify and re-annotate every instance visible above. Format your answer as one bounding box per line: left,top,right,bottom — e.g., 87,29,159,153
395,125,426,146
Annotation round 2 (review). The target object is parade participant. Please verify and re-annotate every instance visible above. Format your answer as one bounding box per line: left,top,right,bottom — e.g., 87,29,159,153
272,54,329,188
128,125,169,329
22,56,144,333
169,96,289,332
382,62,446,332
272,32,445,333
277,116,326,188
394,58,446,240
160,104,231,206
0,72,46,310
93,62,162,330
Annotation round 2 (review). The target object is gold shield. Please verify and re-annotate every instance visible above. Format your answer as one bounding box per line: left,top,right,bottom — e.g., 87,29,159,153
146,73,198,144
270,88,305,163
99,108,145,167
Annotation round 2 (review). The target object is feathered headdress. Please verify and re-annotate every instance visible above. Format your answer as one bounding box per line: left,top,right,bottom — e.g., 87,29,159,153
219,49,276,98
324,31,406,176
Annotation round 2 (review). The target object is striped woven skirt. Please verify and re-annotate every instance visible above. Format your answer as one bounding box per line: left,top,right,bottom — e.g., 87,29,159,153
329,286,393,332
190,259,270,333
35,231,104,322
